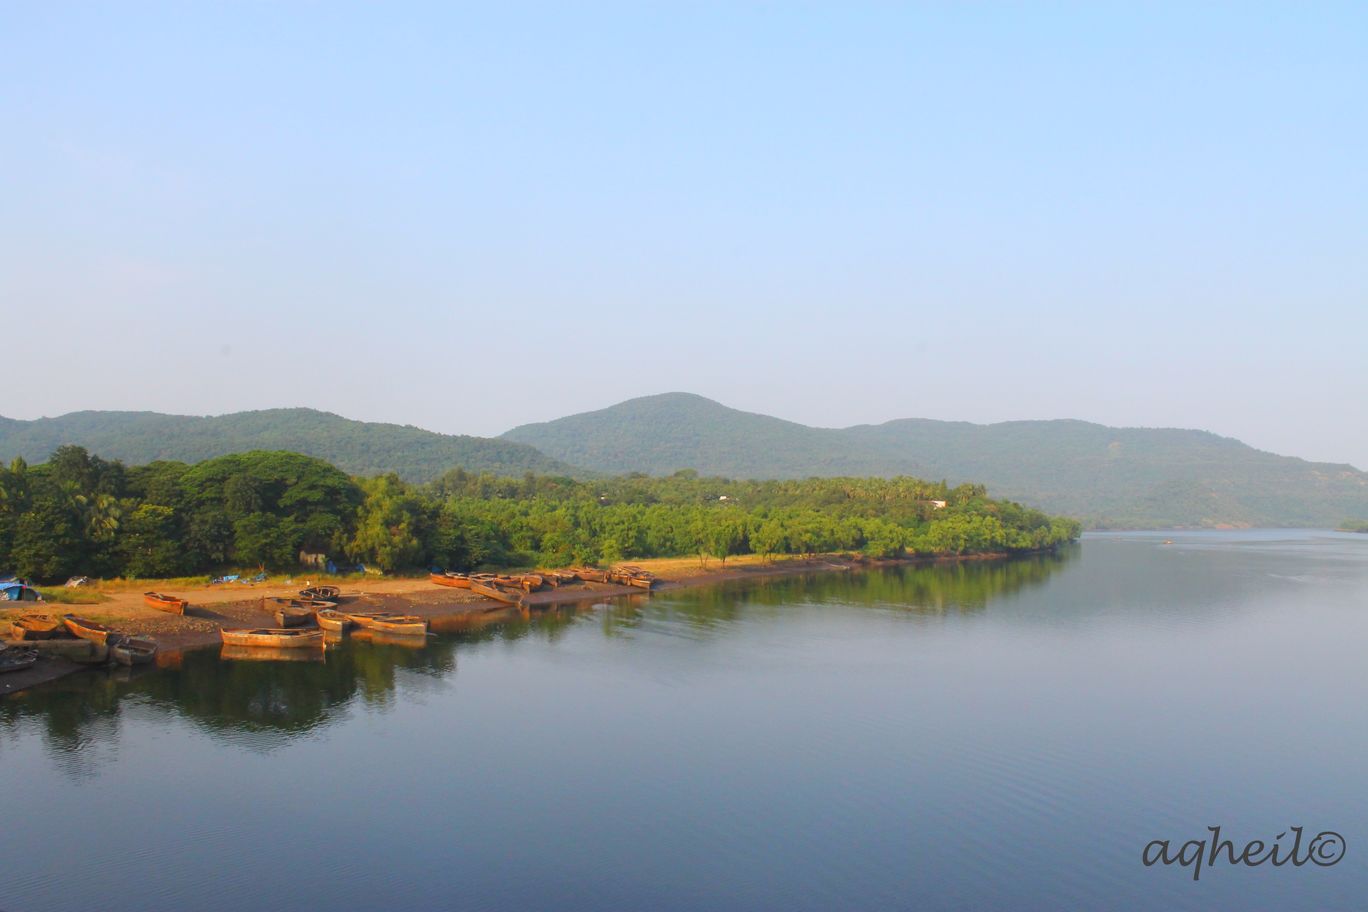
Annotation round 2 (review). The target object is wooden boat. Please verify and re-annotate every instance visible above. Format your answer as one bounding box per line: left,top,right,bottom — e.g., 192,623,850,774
0,646,39,674
143,591,188,615
315,608,353,632
366,615,428,636
299,585,341,600
110,636,158,667
10,614,62,641
268,596,335,610
342,610,391,629
267,596,334,628
429,572,470,589
610,566,656,589
470,580,522,605
63,615,115,645
220,628,324,648
220,645,325,663
571,567,611,583
274,607,315,628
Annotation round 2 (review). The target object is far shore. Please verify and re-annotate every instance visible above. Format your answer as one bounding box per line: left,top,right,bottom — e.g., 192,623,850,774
1,548,1040,697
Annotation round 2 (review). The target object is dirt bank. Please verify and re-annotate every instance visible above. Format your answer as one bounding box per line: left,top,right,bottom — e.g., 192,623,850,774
1,550,1033,696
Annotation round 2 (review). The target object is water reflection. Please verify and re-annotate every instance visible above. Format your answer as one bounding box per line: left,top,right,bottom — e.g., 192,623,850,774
0,554,1071,771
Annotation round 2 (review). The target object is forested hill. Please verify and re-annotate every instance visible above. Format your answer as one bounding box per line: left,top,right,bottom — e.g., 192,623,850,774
501,393,1368,529
0,409,577,481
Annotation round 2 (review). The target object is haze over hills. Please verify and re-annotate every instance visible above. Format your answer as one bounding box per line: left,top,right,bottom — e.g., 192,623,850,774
502,393,1368,528
6,396,1366,528
0,409,576,481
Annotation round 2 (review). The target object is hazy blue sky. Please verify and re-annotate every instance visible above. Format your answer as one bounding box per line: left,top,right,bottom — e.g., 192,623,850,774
4,3,1365,467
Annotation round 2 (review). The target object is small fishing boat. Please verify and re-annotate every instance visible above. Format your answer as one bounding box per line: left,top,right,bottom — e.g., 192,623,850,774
315,608,353,632
0,646,39,674
342,610,391,629
470,580,522,605
10,614,62,641
63,615,115,645
110,636,158,667
611,566,656,589
219,628,324,649
143,591,188,615
366,615,428,636
299,585,341,600
268,596,335,610
571,567,611,583
268,597,334,628
429,572,470,589
274,607,315,628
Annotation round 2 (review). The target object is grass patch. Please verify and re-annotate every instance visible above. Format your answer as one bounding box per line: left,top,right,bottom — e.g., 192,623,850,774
33,587,111,605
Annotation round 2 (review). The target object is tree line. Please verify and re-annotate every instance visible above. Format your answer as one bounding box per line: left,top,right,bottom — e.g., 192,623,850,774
0,447,1081,581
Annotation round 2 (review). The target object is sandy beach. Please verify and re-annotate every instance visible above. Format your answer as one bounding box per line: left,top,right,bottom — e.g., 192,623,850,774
0,551,1023,696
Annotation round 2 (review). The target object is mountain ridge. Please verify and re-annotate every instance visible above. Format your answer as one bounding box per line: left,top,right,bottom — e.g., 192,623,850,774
501,393,1368,528
0,407,577,481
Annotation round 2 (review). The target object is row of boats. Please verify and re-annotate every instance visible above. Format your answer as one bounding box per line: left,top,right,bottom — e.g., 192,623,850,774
6,613,159,668
430,565,657,604
222,589,431,649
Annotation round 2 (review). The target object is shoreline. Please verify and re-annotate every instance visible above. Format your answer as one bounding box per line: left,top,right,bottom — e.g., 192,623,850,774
1,548,1048,697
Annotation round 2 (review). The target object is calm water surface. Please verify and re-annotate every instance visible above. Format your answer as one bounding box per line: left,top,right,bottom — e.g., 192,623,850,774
3,530,1366,911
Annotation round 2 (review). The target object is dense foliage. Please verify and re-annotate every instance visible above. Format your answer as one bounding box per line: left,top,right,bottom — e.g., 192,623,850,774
0,408,576,481
0,448,1079,581
503,393,1368,528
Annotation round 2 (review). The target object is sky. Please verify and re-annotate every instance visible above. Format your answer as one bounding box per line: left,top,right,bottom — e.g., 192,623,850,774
3,3,1366,468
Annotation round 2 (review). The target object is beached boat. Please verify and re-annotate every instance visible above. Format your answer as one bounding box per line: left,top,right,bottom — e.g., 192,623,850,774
219,628,324,649
274,607,315,628
63,615,115,645
10,614,62,641
269,596,334,609
110,637,158,667
315,608,353,632
0,646,39,674
610,566,656,589
470,580,523,605
143,591,188,615
571,567,611,583
342,610,391,629
366,615,428,636
299,585,341,600
429,572,470,589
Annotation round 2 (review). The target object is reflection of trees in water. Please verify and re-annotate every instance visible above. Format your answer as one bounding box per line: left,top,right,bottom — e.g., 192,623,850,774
0,671,125,781
656,551,1075,628
0,555,1072,770
0,602,605,771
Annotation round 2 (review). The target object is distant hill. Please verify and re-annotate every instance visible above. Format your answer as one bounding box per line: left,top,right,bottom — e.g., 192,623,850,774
502,393,1368,528
0,409,578,481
